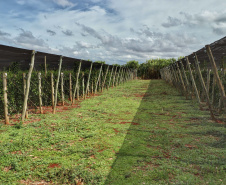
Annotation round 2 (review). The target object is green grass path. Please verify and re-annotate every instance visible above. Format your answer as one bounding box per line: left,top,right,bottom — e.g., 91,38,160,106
0,80,225,184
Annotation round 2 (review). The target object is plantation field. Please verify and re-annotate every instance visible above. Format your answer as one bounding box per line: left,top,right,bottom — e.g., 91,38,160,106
0,80,225,184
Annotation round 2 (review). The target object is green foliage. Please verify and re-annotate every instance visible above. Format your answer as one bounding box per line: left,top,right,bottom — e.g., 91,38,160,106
94,61,105,64
112,64,121,67
0,80,225,184
124,60,139,69
0,63,120,118
138,58,175,79
7,61,20,73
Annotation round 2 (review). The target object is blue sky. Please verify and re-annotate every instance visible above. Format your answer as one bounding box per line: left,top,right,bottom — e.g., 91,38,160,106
0,0,226,64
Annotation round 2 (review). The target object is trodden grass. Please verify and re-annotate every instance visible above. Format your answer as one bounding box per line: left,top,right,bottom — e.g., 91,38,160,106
0,80,225,185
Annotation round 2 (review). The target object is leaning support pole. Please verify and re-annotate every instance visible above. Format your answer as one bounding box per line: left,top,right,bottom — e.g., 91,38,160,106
102,65,109,90
72,61,82,104
44,56,47,77
22,50,35,123
194,53,215,120
180,60,192,99
112,66,118,87
23,73,28,118
38,73,43,114
95,64,103,93
176,62,188,99
205,45,226,109
61,73,64,106
186,57,202,108
69,73,72,102
108,66,114,89
85,63,93,97
53,56,63,114
3,73,9,124
51,73,55,109
116,67,121,86
82,73,85,99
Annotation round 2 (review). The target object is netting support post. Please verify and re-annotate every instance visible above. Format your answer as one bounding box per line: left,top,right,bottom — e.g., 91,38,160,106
206,45,226,110
53,56,63,114
85,63,93,98
3,73,9,124
72,61,81,104
38,72,43,114
22,50,35,123
194,53,215,120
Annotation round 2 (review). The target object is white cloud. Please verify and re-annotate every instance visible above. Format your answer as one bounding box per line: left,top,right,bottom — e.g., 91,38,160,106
1,0,226,64
52,0,74,7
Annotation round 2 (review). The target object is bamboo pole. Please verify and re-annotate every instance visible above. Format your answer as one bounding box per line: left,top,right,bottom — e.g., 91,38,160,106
51,73,55,109
38,72,43,114
53,56,63,114
85,63,93,97
72,61,82,104
69,73,72,102
61,73,64,106
95,64,103,93
206,45,226,109
22,50,35,123
2,73,9,124
194,53,215,120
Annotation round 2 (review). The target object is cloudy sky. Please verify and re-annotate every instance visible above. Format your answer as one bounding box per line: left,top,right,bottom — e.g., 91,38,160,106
0,0,226,64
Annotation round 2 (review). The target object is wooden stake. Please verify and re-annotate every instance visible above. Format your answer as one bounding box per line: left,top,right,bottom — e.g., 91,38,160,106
206,45,226,109
44,56,47,77
72,61,81,104
85,63,93,97
82,73,84,99
23,73,28,118
22,50,35,123
38,73,43,114
194,53,215,120
95,64,103,93
206,69,211,98
77,84,80,100
69,73,72,102
112,67,118,87
108,66,114,89
51,73,55,109
102,65,109,90
186,57,201,107
2,73,9,124
53,56,63,114
61,73,64,106
180,60,192,99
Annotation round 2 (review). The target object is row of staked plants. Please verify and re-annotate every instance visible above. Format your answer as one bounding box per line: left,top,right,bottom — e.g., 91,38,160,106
124,58,225,112
0,62,124,119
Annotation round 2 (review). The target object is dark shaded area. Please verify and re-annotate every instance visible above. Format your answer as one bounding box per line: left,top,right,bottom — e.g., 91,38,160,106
181,36,226,68
104,80,226,184
0,44,114,71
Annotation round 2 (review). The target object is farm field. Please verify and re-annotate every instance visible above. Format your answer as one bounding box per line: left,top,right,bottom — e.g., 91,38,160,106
0,79,225,184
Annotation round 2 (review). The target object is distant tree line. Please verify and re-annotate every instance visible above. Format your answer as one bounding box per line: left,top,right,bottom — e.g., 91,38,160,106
123,59,176,79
